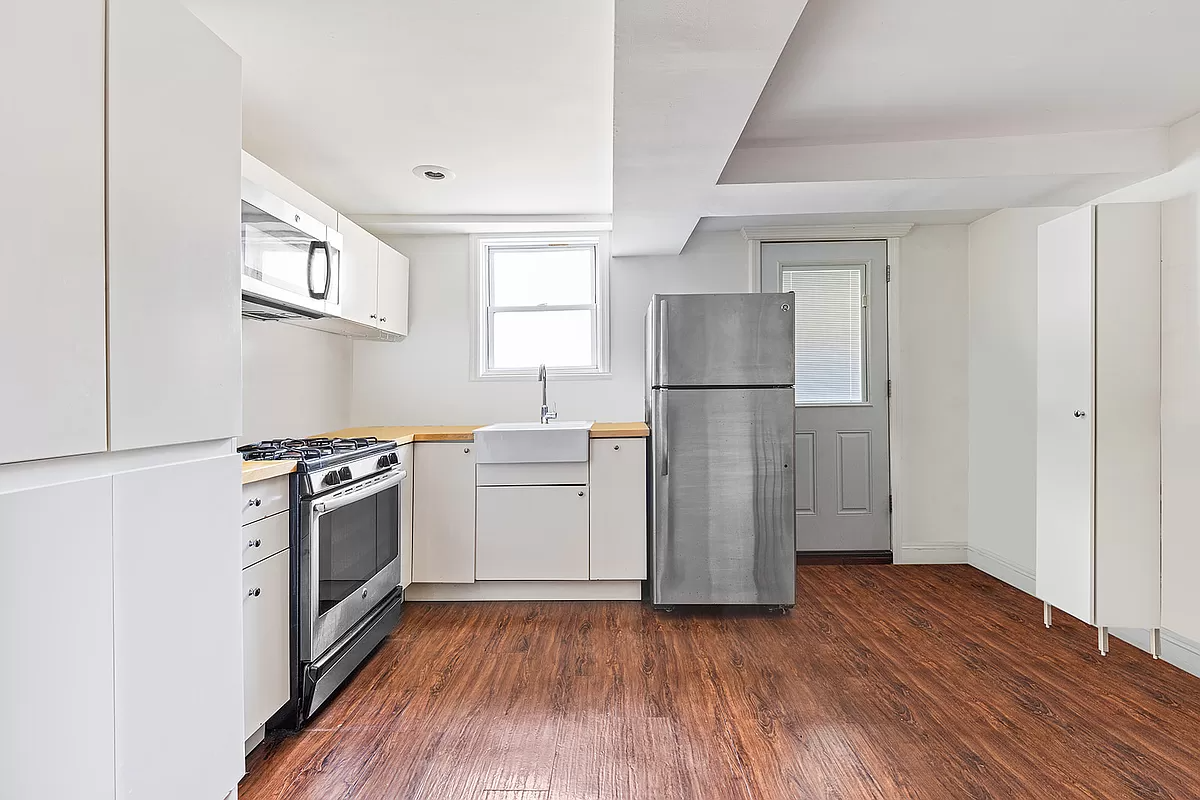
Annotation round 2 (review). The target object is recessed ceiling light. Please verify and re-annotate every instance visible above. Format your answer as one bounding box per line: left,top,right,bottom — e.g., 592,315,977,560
413,164,454,181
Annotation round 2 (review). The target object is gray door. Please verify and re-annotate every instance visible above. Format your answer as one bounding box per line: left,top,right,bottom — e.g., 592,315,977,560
651,387,795,605
761,241,891,553
650,293,795,388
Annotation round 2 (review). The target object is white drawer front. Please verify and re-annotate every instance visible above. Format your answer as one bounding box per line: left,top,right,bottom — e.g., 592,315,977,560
241,475,289,525
242,511,290,569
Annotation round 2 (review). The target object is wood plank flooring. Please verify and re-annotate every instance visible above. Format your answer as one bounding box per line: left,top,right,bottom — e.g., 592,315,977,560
241,566,1200,799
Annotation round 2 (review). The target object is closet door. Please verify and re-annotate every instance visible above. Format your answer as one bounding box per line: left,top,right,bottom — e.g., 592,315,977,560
1035,206,1095,624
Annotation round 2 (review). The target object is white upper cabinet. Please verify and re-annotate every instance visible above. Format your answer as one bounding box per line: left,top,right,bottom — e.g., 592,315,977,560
338,214,381,326
107,0,242,451
0,0,107,465
113,455,243,800
377,243,411,336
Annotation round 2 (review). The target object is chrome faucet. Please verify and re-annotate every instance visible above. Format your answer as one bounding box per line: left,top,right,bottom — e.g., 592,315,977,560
538,364,557,424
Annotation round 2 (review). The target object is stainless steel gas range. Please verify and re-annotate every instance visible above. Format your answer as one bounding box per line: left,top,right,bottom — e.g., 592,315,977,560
239,436,407,725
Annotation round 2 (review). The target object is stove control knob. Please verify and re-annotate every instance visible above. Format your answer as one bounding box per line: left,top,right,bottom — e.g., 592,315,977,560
324,470,340,486
388,452,399,465
378,456,391,468
338,466,353,481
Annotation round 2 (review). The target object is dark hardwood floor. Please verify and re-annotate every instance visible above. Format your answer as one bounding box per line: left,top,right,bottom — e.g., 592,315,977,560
241,566,1200,799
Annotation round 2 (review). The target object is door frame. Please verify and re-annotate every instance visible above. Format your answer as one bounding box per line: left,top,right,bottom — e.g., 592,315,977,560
744,224,913,560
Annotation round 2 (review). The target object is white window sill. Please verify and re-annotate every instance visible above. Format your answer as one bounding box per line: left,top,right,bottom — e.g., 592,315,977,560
472,369,612,383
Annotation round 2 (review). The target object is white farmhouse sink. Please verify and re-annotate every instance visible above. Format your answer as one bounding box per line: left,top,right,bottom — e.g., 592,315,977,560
474,421,593,464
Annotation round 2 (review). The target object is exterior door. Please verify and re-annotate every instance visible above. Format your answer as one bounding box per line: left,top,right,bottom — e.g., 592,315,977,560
653,387,795,605
1035,206,1095,623
761,241,891,553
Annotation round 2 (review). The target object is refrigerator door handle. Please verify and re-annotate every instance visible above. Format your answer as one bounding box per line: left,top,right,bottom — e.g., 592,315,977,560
659,397,669,476
658,299,669,387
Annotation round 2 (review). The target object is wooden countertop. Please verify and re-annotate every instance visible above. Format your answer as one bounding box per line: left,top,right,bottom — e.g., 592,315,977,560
242,422,649,484
319,422,649,444
241,460,296,485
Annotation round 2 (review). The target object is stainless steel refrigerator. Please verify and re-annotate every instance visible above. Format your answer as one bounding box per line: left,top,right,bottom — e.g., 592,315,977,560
645,293,796,608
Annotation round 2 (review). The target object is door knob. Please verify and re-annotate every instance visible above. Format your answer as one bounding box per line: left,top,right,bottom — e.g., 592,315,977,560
1074,410,1087,418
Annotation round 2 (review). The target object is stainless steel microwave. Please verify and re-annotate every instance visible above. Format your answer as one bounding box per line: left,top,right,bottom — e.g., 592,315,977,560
240,179,343,320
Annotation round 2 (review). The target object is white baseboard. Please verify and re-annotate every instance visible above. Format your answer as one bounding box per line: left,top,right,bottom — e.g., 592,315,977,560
898,542,967,564
1110,627,1153,653
244,724,265,757
405,580,642,601
1162,629,1200,678
966,545,1036,595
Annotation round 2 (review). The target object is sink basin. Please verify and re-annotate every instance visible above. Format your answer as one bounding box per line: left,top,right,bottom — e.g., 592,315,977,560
474,421,593,464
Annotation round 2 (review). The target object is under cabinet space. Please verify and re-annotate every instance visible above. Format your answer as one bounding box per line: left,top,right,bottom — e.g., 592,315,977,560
476,485,590,580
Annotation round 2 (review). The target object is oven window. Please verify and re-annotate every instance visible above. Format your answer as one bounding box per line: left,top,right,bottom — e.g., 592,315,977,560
317,485,399,615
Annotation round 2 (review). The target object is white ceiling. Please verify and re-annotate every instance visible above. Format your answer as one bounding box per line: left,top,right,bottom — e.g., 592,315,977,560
740,0,1200,147
186,0,613,220
613,0,1200,255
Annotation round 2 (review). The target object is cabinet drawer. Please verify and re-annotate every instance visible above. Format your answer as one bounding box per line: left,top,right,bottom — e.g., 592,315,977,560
242,511,289,569
241,476,289,525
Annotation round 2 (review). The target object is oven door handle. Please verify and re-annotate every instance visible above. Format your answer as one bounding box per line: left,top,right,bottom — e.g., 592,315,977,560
312,469,407,515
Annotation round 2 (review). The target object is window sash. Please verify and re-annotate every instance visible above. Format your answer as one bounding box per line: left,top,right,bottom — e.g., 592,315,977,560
781,263,869,406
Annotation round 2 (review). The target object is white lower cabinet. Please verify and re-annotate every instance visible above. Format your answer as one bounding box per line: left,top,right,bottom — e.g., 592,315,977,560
242,548,290,743
1,477,116,800
412,442,476,582
112,455,243,800
476,485,590,580
589,438,648,580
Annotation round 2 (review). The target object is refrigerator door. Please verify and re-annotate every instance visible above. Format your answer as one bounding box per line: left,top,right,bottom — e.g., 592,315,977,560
651,387,795,606
650,293,795,388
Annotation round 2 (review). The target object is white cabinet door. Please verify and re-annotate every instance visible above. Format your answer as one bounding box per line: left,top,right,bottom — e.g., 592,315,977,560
399,443,415,588
107,0,242,451
377,243,410,336
1035,206,1096,624
0,477,116,800
477,485,591,580
412,443,476,582
589,438,648,580
338,214,380,326
113,455,243,800
242,549,290,740
0,0,107,465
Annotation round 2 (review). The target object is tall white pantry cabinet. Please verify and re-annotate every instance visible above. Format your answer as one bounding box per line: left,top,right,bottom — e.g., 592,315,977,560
1035,203,1162,656
0,2,245,800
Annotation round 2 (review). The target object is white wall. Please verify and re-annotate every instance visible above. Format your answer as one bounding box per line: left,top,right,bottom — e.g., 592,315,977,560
241,320,353,443
893,226,970,561
351,231,749,424
964,208,1072,590
1161,193,1200,646
351,226,972,561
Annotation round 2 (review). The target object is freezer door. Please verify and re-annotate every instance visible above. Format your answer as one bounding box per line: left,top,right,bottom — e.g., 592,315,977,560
650,293,795,388
652,387,795,605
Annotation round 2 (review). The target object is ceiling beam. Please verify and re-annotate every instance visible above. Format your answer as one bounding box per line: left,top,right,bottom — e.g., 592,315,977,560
720,129,1168,185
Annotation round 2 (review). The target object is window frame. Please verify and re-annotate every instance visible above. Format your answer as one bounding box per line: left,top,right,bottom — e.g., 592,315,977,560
470,232,611,381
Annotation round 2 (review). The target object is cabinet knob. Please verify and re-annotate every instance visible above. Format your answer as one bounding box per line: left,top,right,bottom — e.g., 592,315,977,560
370,314,377,319
380,317,387,323
361,590,368,599
247,538,262,548
1074,410,1087,418
578,491,585,497
464,447,471,454
248,587,260,597
247,497,261,508
293,214,300,223
613,444,620,450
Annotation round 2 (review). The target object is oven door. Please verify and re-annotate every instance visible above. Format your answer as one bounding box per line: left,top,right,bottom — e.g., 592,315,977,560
300,468,405,661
